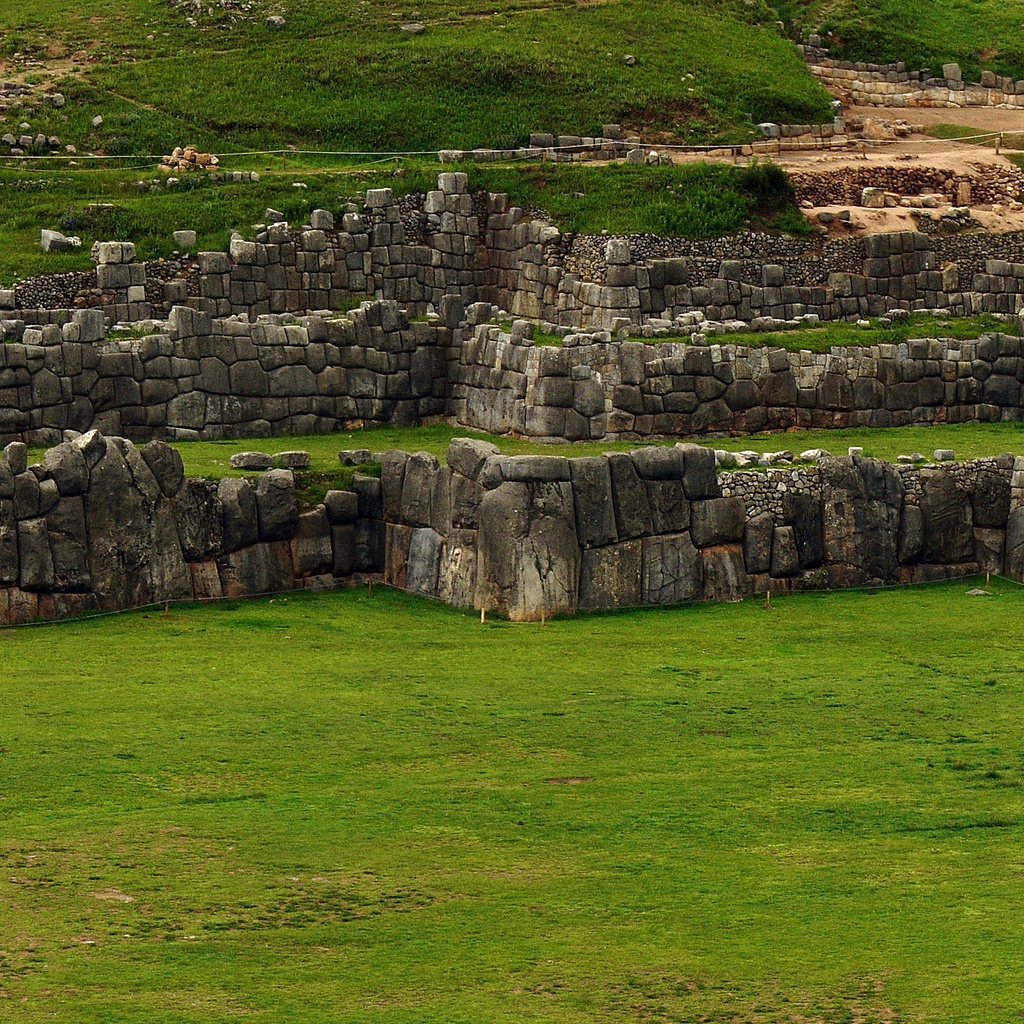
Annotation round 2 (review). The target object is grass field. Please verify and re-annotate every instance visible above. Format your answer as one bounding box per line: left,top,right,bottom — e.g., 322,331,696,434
0,0,831,157
784,0,1024,80
2,581,1023,1022
738,312,1016,353
89,421,1024,485
0,162,805,284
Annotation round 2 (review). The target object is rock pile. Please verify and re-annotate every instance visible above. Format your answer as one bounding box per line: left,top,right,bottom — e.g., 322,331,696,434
160,146,220,172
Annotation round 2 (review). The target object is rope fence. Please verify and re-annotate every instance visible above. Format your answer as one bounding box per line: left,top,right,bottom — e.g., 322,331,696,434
0,126,1021,170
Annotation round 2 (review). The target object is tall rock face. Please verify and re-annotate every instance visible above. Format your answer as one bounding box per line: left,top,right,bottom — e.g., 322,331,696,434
478,478,580,621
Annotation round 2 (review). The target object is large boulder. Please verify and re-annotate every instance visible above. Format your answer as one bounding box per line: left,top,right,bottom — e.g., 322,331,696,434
919,468,974,564
141,440,185,498
256,470,298,541
174,479,223,560
702,544,750,602
743,512,774,575
607,453,653,538
43,442,88,497
219,541,296,597
690,496,745,547
579,540,642,611
84,440,190,608
46,496,90,591
783,490,824,569
569,457,618,548
218,478,259,553
290,507,333,577
641,532,702,605
819,457,903,581
478,480,580,620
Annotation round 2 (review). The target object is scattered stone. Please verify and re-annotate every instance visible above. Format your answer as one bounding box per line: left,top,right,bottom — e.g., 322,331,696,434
400,22,425,33
339,449,372,466
934,449,955,462
172,230,197,250
230,452,273,471
266,14,286,29
276,450,311,470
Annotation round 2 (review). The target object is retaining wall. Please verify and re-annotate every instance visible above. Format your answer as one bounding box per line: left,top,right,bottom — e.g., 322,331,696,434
6,176,1024,335
4,431,1023,625
803,46,1024,108
7,298,1024,447
382,439,1024,620
0,430,383,624
450,323,1024,441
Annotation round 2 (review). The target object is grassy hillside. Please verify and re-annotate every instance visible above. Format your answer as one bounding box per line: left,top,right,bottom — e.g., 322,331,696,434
0,161,806,284
3,582,1024,1022
0,0,832,155
783,0,1024,80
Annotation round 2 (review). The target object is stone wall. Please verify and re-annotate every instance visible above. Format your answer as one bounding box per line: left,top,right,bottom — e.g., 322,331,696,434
382,439,1022,620
7,294,1024,449
0,301,453,446
0,430,383,623
450,320,1024,441
803,46,1024,109
6,175,1024,336
3,431,1021,625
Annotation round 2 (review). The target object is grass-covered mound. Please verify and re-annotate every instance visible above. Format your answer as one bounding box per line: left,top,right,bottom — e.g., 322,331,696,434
0,162,805,284
784,0,1024,81
0,0,832,155
2,582,1023,1021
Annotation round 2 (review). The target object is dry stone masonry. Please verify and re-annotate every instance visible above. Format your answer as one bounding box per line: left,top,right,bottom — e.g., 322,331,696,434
381,440,1023,620
4,431,1015,625
803,43,1024,109
0,430,378,624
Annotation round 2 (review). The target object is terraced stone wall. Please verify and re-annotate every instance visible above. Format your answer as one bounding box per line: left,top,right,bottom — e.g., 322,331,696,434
0,301,454,447
2,432,1021,625
450,321,1024,441
382,439,1024,620
0,430,384,624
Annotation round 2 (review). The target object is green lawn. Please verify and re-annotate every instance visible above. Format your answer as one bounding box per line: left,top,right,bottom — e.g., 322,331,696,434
136,421,1024,484
734,313,1017,354
784,0,1024,80
0,162,804,285
0,0,831,156
2,582,1023,1021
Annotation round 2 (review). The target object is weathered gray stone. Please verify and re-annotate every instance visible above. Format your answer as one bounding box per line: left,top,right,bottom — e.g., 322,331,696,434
291,507,333,576
770,526,799,577
569,457,617,548
919,469,974,564
174,479,223,560
17,518,53,591
43,443,88,496
477,480,579,620
743,512,774,574
641,532,702,605
690,496,745,547
702,544,750,602
219,541,296,597
324,489,358,524
607,453,653,539
256,469,298,541
447,438,500,479
579,540,642,611
218,477,259,553
141,440,184,498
